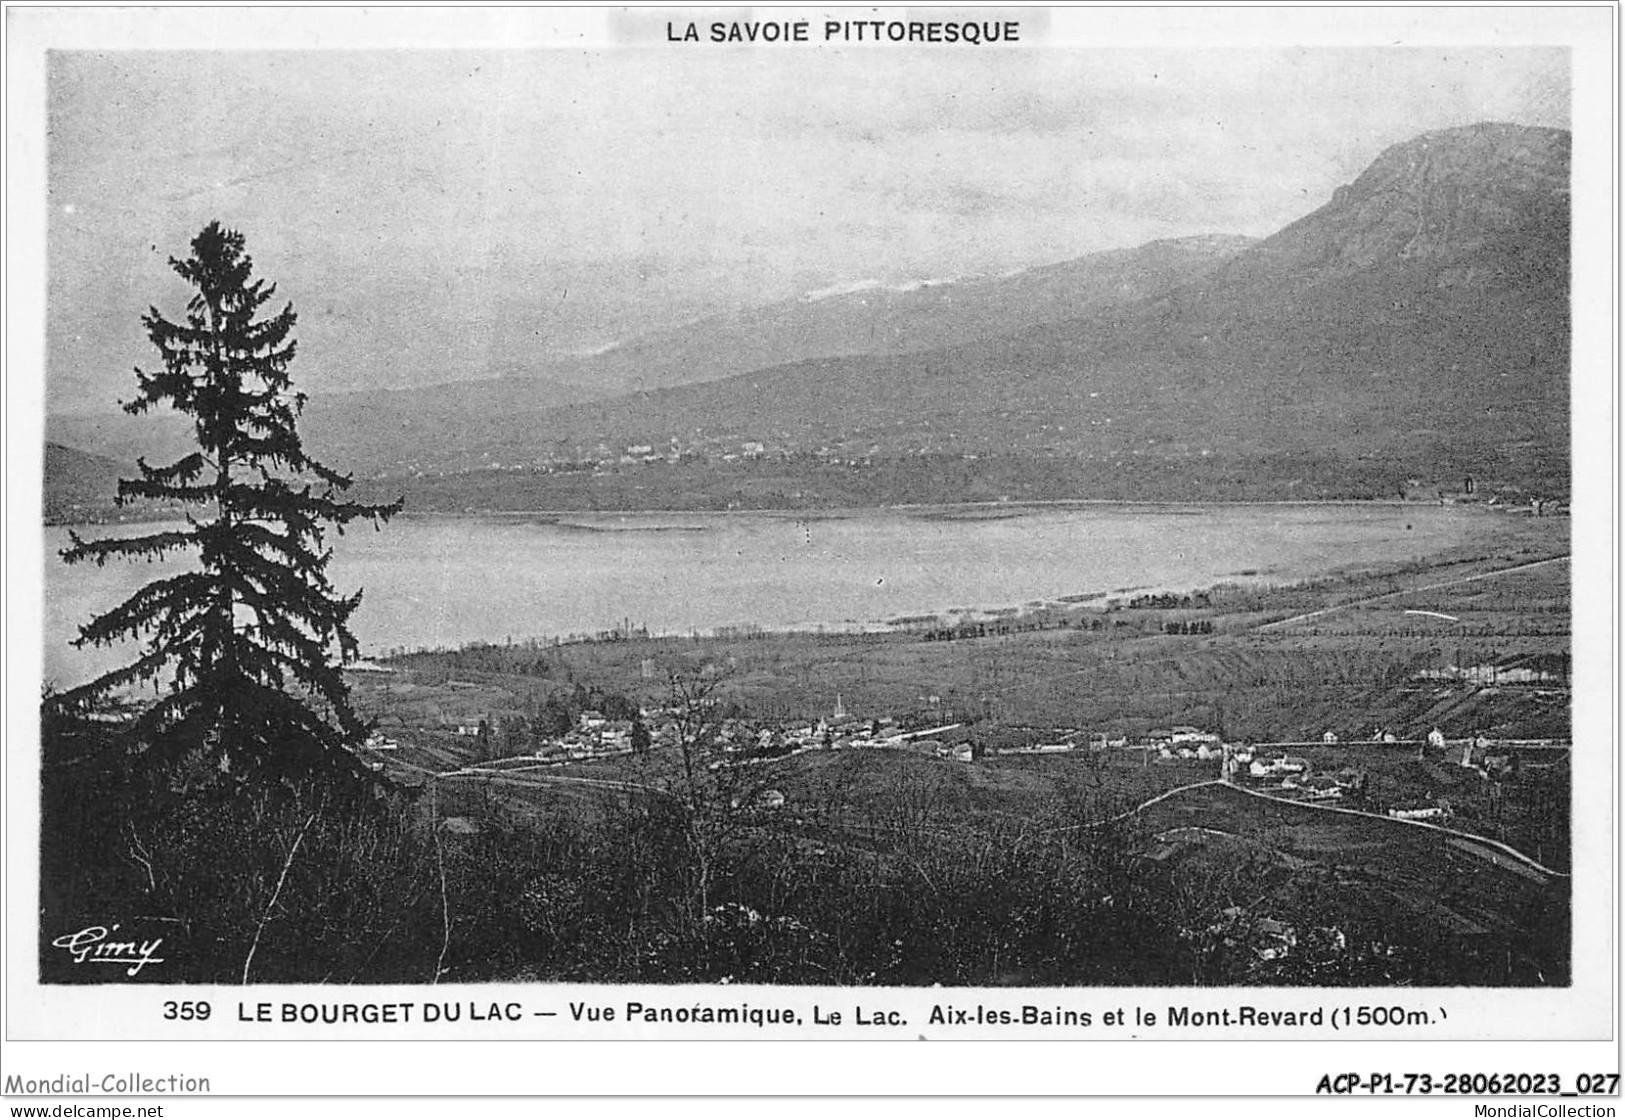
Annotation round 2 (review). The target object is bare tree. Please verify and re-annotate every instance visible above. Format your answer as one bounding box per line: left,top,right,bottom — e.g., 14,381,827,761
660,664,780,927
665,665,728,815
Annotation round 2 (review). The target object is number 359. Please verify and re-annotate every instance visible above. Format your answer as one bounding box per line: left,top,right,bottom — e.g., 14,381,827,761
163,1000,211,1021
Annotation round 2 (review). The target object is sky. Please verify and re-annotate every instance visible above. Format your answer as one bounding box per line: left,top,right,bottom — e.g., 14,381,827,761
45,44,1569,413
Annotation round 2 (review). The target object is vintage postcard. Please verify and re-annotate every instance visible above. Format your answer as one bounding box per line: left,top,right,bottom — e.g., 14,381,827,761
3,3,1617,1103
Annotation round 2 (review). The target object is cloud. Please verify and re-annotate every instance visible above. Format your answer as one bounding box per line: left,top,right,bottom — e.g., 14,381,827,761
45,46,1571,406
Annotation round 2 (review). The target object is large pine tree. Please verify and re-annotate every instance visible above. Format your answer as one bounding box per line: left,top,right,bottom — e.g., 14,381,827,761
55,222,402,782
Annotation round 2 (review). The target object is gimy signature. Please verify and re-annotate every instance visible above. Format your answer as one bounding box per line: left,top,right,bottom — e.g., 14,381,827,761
51,924,166,977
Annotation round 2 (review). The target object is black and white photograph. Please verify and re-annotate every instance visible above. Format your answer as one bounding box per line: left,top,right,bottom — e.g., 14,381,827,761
3,2,1617,1102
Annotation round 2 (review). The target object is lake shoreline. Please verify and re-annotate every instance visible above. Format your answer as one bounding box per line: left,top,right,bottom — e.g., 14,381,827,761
44,503,1566,687
376,541,1573,658
45,494,1549,530
393,495,1519,521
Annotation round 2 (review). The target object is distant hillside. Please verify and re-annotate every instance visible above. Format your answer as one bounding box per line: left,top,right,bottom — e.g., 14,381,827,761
43,442,135,523
48,233,1253,482
47,372,609,481
583,234,1254,392
47,123,1569,513
394,122,1567,507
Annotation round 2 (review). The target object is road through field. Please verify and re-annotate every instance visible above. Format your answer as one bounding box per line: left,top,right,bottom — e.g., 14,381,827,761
1253,554,1569,633
1076,774,1568,882
439,762,680,802
962,554,1569,707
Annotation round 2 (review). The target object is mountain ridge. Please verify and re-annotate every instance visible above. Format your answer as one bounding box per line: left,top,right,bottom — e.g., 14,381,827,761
48,231,1257,476
47,122,1569,514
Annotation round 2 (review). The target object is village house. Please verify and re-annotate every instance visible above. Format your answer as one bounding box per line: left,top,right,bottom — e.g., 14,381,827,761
1389,806,1449,822
1249,755,1308,779
598,720,635,752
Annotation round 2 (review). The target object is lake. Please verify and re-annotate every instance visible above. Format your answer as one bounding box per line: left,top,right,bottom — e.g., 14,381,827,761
41,503,1487,688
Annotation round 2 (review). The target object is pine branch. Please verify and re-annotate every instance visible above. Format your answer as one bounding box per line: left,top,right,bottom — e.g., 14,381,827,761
117,478,213,505
50,644,178,710
133,453,208,485
62,528,196,568
70,572,213,649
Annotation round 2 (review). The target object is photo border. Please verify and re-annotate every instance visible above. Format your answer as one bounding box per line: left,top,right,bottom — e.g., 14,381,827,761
3,3,1617,1098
